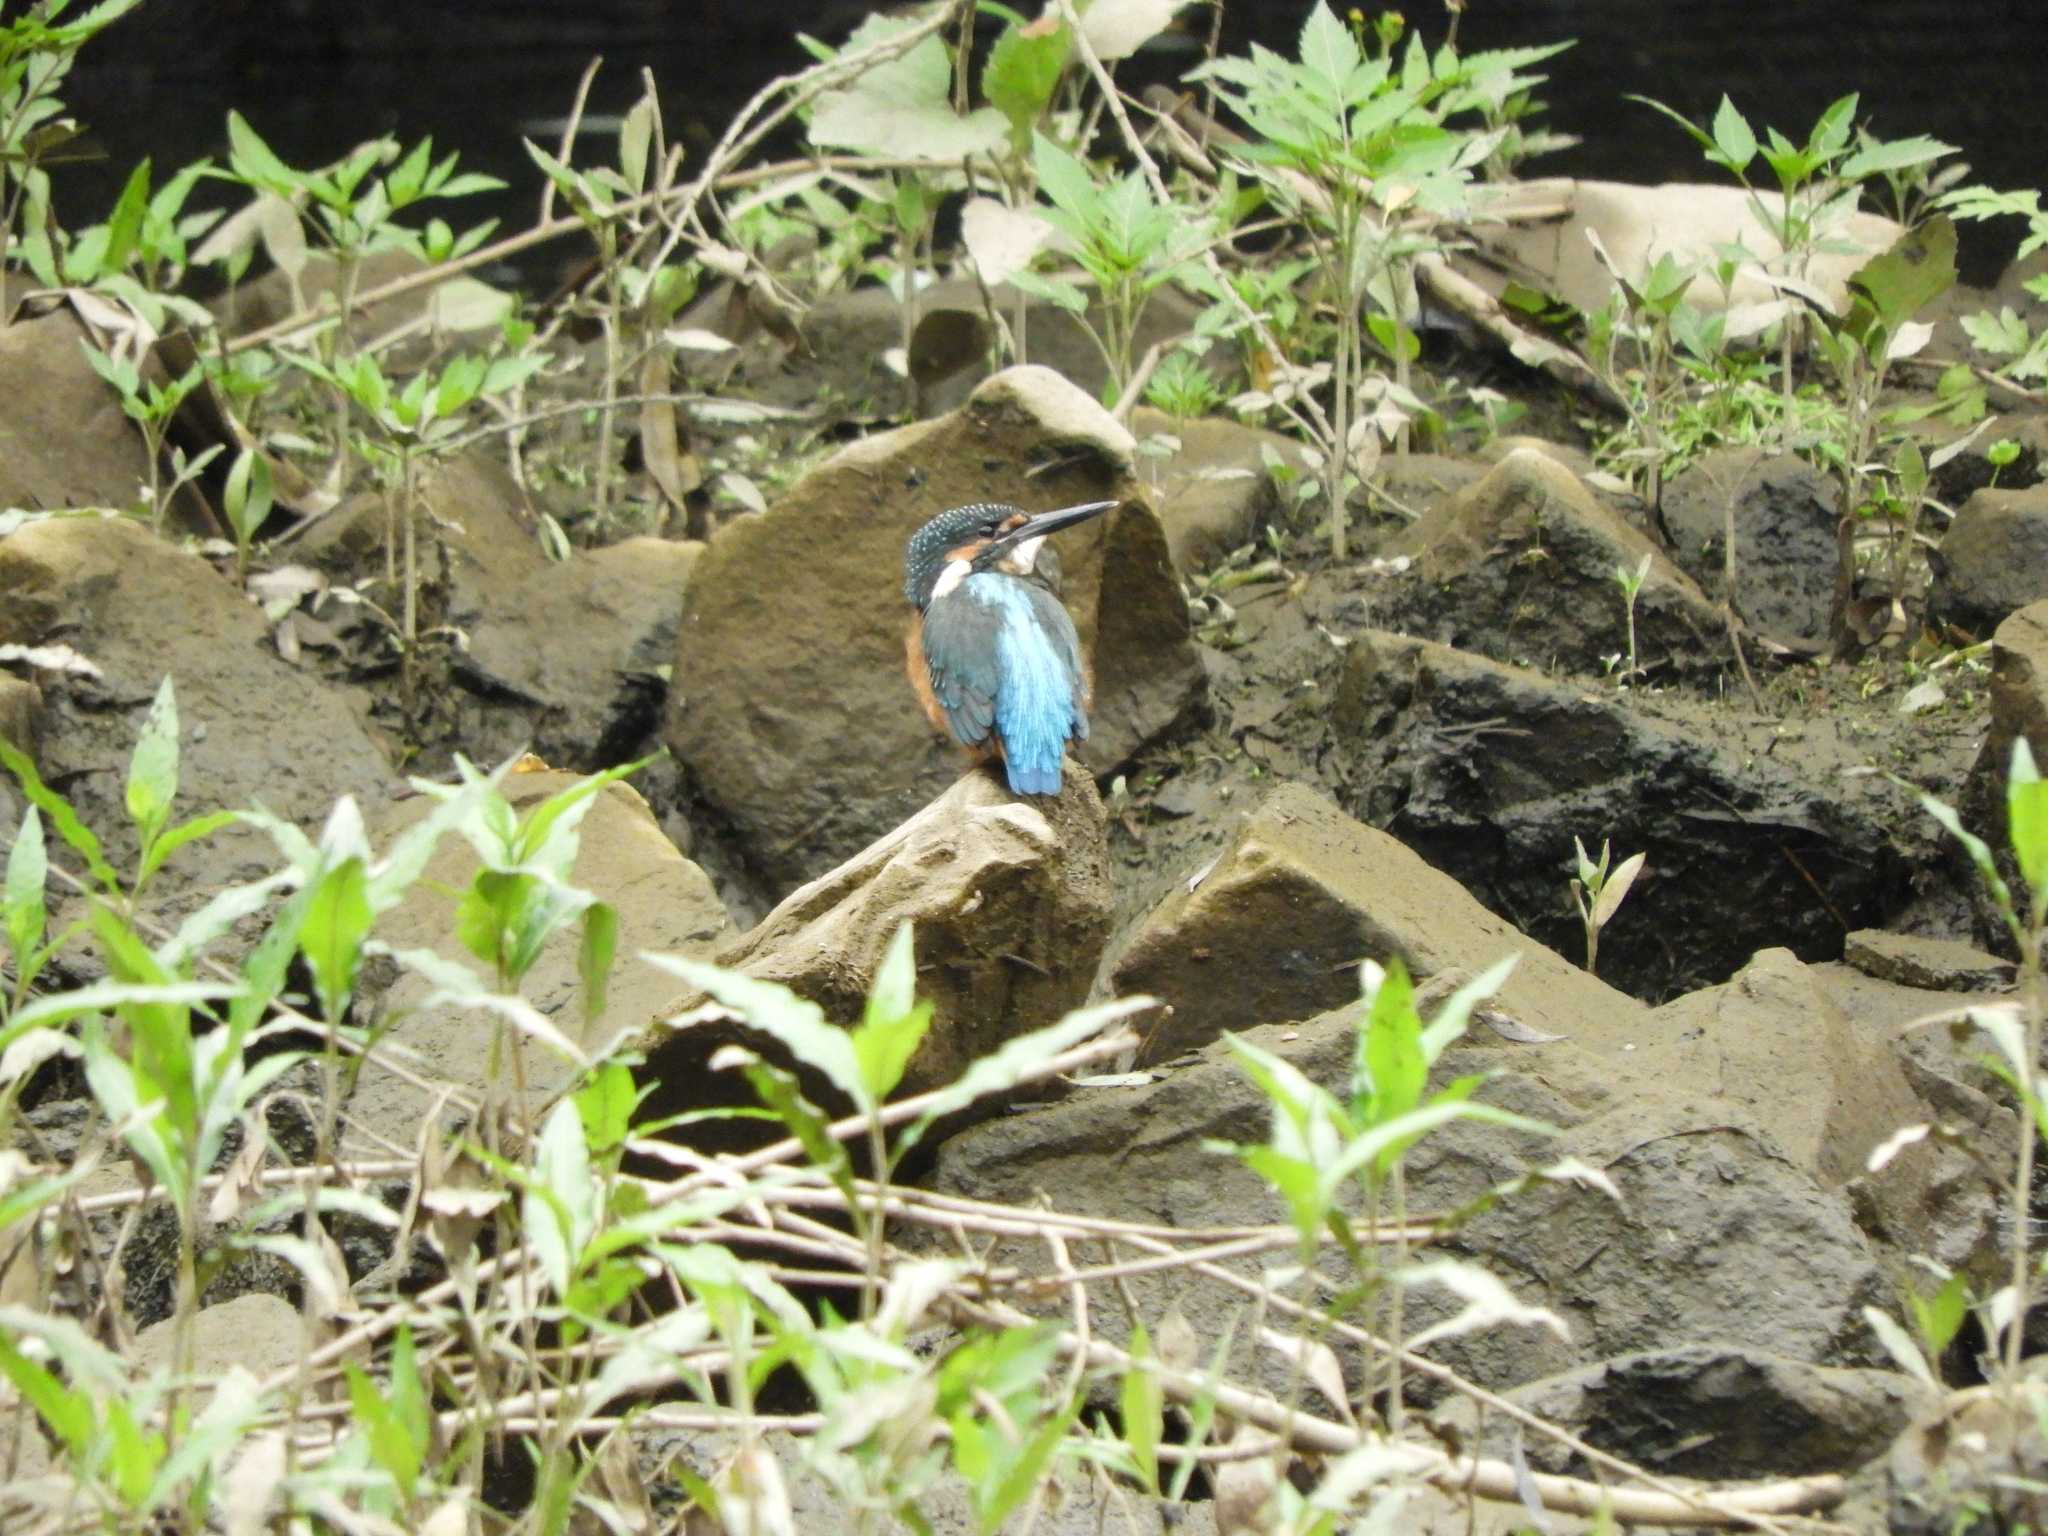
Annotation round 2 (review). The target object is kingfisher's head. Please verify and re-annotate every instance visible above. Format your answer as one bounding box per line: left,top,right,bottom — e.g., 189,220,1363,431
903,499,1118,611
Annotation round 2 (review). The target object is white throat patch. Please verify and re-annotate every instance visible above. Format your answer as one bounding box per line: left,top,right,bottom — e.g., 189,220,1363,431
930,557,973,600
998,534,1046,575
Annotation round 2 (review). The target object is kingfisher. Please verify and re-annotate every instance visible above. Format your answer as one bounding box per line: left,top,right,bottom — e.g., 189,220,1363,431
903,498,1118,796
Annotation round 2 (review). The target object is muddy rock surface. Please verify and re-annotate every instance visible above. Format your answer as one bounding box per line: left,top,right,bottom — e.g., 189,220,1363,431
0,219,2032,1523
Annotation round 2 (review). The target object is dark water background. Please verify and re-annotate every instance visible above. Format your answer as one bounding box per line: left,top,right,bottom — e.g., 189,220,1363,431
51,1,2048,286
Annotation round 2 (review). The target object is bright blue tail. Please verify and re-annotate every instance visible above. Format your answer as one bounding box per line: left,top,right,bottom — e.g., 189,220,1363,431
1002,753,1062,796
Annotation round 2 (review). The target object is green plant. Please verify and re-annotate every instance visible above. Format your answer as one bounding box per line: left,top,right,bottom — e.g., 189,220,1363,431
1631,90,1952,415
1012,131,1215,402
801,8,1006,393
1143,343,1224,423
220,443,273,578
0,0,141,304
292,337,547,700
220,111,504,462
1943,184,2048,384
1569,835,1646,975
1190,3,1568,555
79,342,218,532
1610,551,1652,684
1583,249,1696,507
1912,738,2048,1379
527,72,699,531
1809,216,1957,650
1210,953,1557,1430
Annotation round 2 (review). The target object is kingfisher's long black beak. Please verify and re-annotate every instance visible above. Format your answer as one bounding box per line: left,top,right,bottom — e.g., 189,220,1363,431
980,499,1118,564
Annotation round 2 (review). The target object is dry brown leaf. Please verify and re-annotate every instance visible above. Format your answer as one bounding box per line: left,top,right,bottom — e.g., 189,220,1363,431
639,353,700,513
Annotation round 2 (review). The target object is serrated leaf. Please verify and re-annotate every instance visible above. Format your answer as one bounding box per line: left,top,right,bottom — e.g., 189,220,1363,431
1298,0,1362,91
809,19,1007,159
985,15,1068,136
1710,95,1756,171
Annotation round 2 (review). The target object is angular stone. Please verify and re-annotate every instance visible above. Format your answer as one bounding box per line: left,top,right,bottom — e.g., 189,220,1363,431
1335,629,1907,999
0,310,177,520
1661,447,1838,649
134,1292,304,1382
0,517,397,926
1127,408,1299,575
1844,929,2013,991
667,365,1203,889
1643,947,1928,1188
1373,448,1722,676
463,535,700,769
1108,782,1641,1062
929,965,1916,1394
643,767,1109,1121
1930,483,2048,637
346,769,731,1154
1432,1344,1926,1481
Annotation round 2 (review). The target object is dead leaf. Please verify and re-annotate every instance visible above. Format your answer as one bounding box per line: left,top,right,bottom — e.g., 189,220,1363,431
1260,1327,1355,1426
1478,1009,1566,1045
1212,1423,1278,1535
427,277,514,333
961,196,1056,287
1083,0,1190,61
639,353,700,513
0,642,102,679
220,1432,287,1536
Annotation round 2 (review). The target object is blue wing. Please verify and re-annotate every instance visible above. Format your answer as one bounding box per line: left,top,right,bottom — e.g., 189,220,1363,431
922,575,1087,795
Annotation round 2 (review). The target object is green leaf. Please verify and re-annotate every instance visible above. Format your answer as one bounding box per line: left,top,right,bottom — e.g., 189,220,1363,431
0,1334,95,1456
652,952,864,1106
2010,736,2048,902
1908,1271,1971,1359
225,110,304,198
348,1361,421,1498
619,93,656,195
578,899,618,1027
1843,215,1956,345
1358,959,1427,1127
1709,95,1756,172
1961,306,2031,358
1840,133,1955,182
4,805,47,974
300,854,372,1020
1120,1322,1162,1494
1807,92,1858,160
222,446,275,546
984,16,1068,140
1032,132,1103,225
741,1057,856,1206
853,921,933,1102
100,156,151,273
575,1061,642,1156
1297,0,1363,92
900,997,1153,1155
123,674,180,855
1418,953,1519,1062
526,1098,596,1294
135,808,235,891
0,733,119,894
